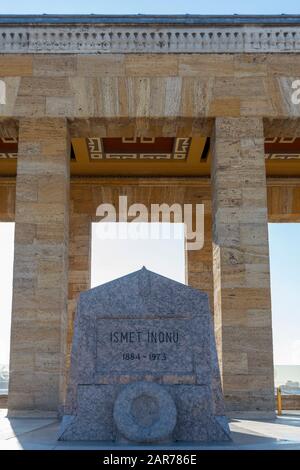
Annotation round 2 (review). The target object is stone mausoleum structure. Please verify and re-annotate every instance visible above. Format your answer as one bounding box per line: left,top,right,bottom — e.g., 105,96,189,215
59,268,230,442
1,14,300,420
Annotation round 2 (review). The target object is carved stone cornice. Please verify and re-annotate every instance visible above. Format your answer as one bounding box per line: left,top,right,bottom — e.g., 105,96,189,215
1,15,300,53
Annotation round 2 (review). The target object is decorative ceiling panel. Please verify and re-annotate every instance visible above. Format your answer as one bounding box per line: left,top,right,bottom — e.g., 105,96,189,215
0,137,18,159
87,137,192,161
70,135,209,176
1,135,300,177
265,137,300,160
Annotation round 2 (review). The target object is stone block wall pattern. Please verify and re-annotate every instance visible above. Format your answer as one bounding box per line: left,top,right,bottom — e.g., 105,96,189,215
8,118,70,413
212,117,275,416
2,52,300,119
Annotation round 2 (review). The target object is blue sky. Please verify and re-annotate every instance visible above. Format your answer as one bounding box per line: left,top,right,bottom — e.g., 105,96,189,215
0,224,14,366
269,224,300,365
91,223,186,287
0,0,299,15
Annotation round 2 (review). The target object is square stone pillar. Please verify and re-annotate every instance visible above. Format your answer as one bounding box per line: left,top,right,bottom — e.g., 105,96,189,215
8,118,70,415
212,117,275,418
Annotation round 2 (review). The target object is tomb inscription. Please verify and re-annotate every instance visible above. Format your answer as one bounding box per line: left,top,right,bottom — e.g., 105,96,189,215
96,319,193,374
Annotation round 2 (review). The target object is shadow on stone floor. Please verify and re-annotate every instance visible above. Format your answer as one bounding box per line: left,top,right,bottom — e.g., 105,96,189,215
1,409,300,450
2,417,300,450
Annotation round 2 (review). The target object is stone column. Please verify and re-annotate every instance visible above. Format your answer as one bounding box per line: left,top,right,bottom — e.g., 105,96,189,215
212,117,275,417
8,118,70,415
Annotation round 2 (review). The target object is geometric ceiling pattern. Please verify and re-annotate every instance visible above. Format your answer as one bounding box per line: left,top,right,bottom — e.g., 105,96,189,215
0,137,18,159
87,137,193,161
1,136,300,176
264,137,300,160
71,136,211,176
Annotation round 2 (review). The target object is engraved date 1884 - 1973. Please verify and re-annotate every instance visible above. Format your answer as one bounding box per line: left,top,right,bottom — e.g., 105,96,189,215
122,353,167,361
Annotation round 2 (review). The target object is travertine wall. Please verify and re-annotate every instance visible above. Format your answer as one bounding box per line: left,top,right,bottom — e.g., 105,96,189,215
1,54,300,120
212,117,275,416
0,179,15,221
1,173,299,414
8,118,70,414
268,180,300,222
1,49,300,415
1,177,299,222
